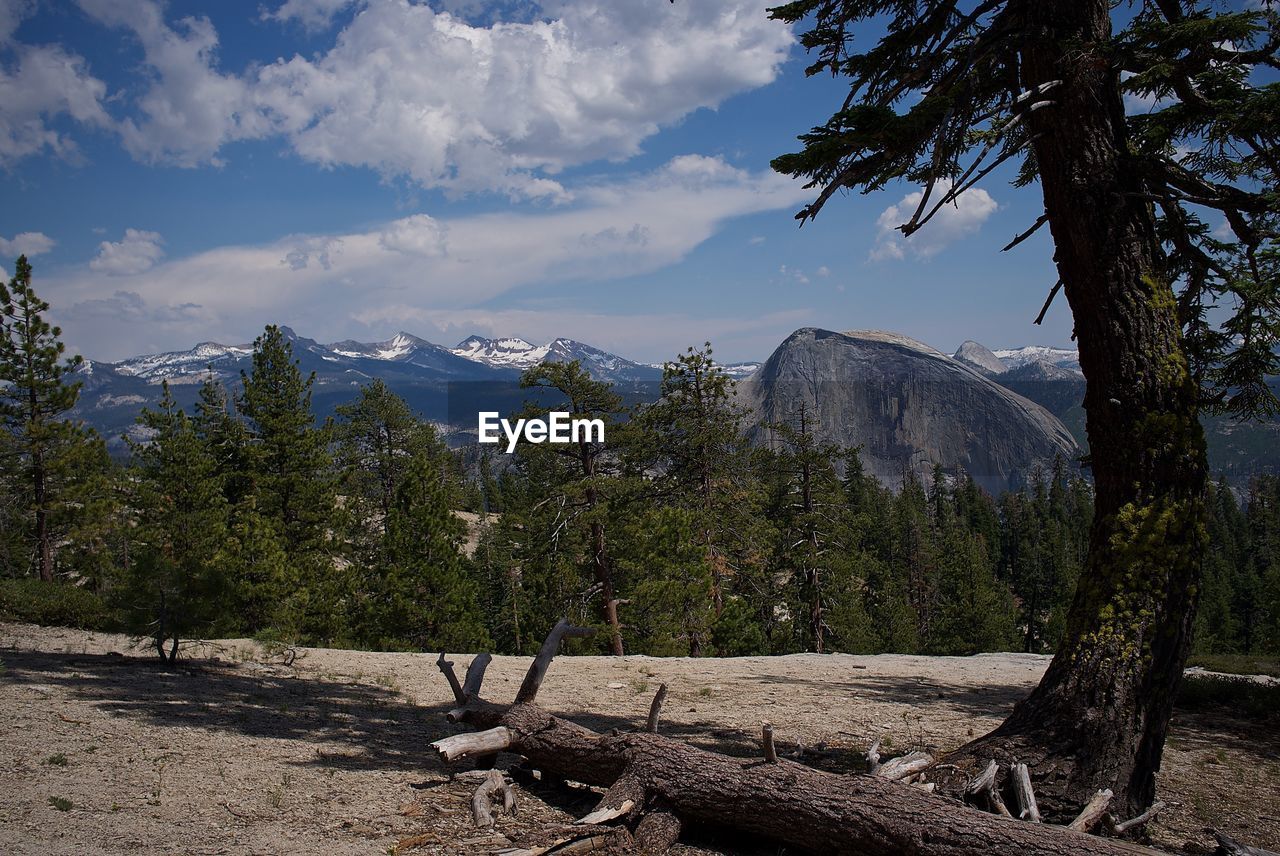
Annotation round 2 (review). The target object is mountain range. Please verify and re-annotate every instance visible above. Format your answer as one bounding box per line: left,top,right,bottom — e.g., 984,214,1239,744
68,326,1277,487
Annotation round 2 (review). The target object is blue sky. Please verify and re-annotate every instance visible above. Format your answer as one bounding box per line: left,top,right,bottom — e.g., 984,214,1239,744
0,0,1073,364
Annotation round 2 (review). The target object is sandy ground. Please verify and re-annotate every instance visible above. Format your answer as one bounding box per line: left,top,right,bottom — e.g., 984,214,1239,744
1,622,1277,856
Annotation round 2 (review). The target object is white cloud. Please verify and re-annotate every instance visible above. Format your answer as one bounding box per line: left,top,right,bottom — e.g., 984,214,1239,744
70,0,792,197
47,156,810,359
816,265,830,277
90,229,166,275
264,0,358,31
869,180,998,262
0,231,55,257
0,43,111,165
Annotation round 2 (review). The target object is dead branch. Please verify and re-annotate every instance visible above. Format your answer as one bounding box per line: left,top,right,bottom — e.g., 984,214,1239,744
867,738,882,774
1034,280,1064,326
646,683,667,734
437,652,466,706
463,653,492,700
1002,213,1050,253
471,769,516,828
762,724,778,763
515,618,595,704
1068,790,1114,833
1112,801,1163,836
875,751,934,782
433,726,514,764
433,620,1164,856
1012,762,1041,823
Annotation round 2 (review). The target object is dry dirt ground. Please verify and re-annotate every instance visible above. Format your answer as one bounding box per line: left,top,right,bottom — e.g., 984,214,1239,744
1,622,1276,856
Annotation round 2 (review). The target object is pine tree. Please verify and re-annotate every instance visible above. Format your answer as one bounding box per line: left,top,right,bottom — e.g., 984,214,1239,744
237,325,342,642
376,455,489,652
769,0,1278,814
638,344,772,655
122,382,230,662
0,256,94,582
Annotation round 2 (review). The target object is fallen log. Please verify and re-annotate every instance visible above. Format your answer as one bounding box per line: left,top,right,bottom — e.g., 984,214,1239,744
430,621,1167,856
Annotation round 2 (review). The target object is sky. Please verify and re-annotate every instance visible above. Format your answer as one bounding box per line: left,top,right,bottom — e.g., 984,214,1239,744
0,0,1079,364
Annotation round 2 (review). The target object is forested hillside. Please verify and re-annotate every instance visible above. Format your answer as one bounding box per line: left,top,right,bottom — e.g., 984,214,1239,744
3,265,1277,661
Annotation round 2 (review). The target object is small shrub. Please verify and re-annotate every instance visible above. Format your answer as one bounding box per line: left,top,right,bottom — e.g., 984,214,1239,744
1175,673,1280,719
45,754,67,767
47,796,72,812
0,578,112,630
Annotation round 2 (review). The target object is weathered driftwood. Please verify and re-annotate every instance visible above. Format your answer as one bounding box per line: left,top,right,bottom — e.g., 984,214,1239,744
875,750,934,782
471,769,516,828
1012,762,1042,823
1068,789,1114,833
429,621,1170,856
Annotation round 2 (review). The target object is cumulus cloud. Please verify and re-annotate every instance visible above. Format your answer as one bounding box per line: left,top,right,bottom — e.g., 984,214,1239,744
45,155,810,359
90,229,166,275
67,0,792,197
0,231,55,257
869,180,998,262
0,42,112,165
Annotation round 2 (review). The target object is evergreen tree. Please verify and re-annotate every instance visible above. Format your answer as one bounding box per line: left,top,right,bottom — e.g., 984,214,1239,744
122,383,230,662
0,256,95,582
374,455,489,651
237,325,343,642
638,344,772,655
770,0,1278,814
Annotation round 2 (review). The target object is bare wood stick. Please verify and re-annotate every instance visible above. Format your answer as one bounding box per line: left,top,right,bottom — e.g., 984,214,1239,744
462,653,492,701
646,683,667,733
866,738,883,774
1068,789,1114,833
577,799,635,826
875,751,933,782
965,760,999,798
1034,280,1064,326
437,652,466,705
432,726,514,763
762,724,778,763
472,769,514,828
1113,801,1164,835
1002,213,1050,253
1012,762,1041,823
516,618,595,704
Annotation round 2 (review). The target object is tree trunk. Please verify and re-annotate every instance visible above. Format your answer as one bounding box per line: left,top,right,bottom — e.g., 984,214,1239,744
942,0,1209,820
33,446,53,582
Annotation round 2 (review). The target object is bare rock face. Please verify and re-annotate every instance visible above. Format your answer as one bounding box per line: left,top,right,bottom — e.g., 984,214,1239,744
954,340,1008,375
737,328,1080,494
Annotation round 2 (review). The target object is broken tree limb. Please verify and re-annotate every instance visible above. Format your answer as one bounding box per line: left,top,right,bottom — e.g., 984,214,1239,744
515,618,595,704
1068,790,1114,833
1112,801,1163,836
965,761,1012,818
431,621,1168,856
633,799,682,854
762,724,778,763
875,751,934,782
436,653,466,705
471,769,516,828
432,726,514,763
1012,762,1041,823
462,653,492,700
867,738,882,774
646,683,667,733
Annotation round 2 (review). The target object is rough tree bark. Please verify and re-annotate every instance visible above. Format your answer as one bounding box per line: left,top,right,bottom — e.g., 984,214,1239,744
429,621,1172,856
937,0,1210,821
